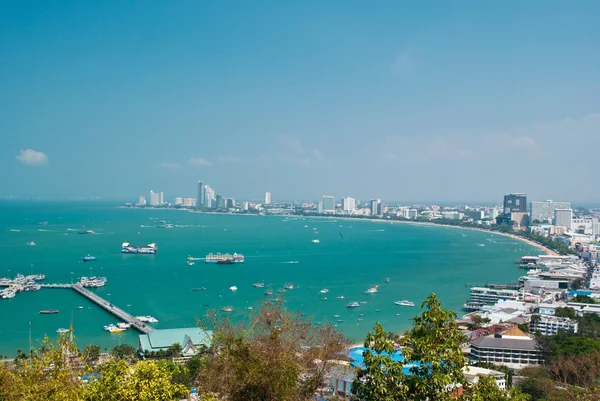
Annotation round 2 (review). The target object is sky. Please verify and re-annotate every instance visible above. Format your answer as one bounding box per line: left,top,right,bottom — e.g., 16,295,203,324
1,1,599,203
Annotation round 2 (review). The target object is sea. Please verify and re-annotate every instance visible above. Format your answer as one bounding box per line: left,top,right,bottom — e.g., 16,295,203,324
0,201,538,357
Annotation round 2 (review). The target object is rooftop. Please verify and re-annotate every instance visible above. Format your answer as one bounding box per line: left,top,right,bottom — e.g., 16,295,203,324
139,327,212,352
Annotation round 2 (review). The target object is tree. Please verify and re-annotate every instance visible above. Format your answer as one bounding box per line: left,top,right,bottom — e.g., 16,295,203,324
82,344,101,362
554,307,576,319
571,278,584,290
469,313,491,330
166,342,183,358
112,344,139,362
85,359,189,400
196,301,349,401
571,294,596,304
469,376,529,401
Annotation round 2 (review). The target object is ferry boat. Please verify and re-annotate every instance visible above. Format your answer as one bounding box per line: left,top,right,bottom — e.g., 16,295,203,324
394,300,415,307
40,309,59,314
253,282,265,288
83,254,96,262
205,253,244,264
347,302,360,308
121,242,157,254
365,285,379,294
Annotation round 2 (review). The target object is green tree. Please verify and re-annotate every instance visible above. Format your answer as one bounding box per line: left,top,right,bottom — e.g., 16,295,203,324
554,307,577,319
112,344,139,362
82,344,101,362
469,376,529,401
85,359,189,400
571,294,596,304
166,342,183,358
571,278,584,290
469,313,491,330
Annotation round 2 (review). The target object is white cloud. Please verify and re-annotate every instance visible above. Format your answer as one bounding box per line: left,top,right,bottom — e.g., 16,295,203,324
17,149,48,166
159,162,182,169
217,155,243,163
312,149,325,162
188,157,213,166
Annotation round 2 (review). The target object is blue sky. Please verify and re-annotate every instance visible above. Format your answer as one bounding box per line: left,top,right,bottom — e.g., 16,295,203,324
1,1,599,202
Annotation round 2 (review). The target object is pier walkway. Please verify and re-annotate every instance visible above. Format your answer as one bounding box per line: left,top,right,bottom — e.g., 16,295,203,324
71,284,154,334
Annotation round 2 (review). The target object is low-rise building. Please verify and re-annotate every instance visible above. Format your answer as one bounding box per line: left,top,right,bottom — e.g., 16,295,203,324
531,315,578,336
138,328,212,356
470,287,520,304
463,366,506,390
470,326,543,369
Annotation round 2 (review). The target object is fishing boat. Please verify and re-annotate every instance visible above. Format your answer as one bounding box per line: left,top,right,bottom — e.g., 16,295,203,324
394,300,415,307
346,302,360,308
365,285,379,294
40,309,59,314
320,289,329,294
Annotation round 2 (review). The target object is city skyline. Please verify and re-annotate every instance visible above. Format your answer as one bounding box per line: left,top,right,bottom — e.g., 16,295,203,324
2,2,600,201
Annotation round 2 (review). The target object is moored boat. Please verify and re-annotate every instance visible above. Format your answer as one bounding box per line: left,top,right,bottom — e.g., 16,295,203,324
56,328,69,334
221,306,233,312
83,254,96,262
284,284,294,290
347,302,360,308
365,285,379,294
320,289,329,294
253,282,265,288
205,253,244,264
40,309,59,314
394,300,414,307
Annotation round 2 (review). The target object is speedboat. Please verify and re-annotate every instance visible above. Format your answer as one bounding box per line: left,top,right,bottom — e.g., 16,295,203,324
347,302,360,308
394,300,415,307
83,254,96,262
386,278,390,283
221,306,233,312
229,286,238,291
26,241,36,246
320,289,329,294
56,328,69,334
253,282,265,288
77,306,84,309
337,295,345,299
365,285,379,294
264,290,273,296
117,323,131,329
108,326,126,334
284,284,294,290
321,297,328,301
187,261,195,266
311,239,320,243
333,314,340,318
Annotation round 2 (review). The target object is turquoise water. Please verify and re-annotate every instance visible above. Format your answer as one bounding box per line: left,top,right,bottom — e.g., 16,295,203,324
0,201,537,356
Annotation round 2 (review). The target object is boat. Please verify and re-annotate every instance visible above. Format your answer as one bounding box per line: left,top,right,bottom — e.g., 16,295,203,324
253,282,265,288
79,230,96,235
108,326,126,333
135,316,158,323
375,309,381,312
26,241,36,246
395,300,415,307
284,284,294,290
311,239,320,243
56,328,69,334
277,289,286,294
158,224,173,229
321,297,328,301
83,254,96,262
320,289,329,294
365,285,379,294
191,287,206,291
187,261,195,266
77,306,84,309
1,291,16,299
229,286,238,291
337,295,345,299
117,323,131,329
247,306,253,310
221,306,233,312
121,242,157,254
205,253,244,264
386,278,390,283
264,290,273,296
333,314,340,318
40,309,59,314
347,302,360,308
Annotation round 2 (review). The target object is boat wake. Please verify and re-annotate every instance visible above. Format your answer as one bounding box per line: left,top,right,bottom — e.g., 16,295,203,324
281,261,299,264
370,229,385,232
38,229,53,232
66,228,78,231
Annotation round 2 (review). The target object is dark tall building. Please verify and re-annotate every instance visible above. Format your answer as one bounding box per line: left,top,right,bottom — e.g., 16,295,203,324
215,194,225,209
503,193,527,214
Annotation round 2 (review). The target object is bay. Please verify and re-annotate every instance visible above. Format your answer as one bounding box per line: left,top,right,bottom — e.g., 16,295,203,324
0,201,537,357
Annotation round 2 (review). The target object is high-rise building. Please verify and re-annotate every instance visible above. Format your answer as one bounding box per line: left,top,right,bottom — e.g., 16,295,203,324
197,181,205,209
226,198,235,208
149,190,159,206
183,198,195,207
554,209,572,228
241,202,249,211
137,196,146,206
265,192,271,205
370,199,380,216
530,200,571,224
216,194,225,209
317,201,323,214
158,192,164,205
342,197,356,212
503,193,527,214
204,185,215,208
174,197,183,206
377,202,384,217
322,196,335,212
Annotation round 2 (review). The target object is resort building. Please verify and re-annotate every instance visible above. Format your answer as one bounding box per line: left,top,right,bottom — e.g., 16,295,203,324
470,326,543,369
138,328,212,356
463,366,506,390
469,287,519,304
531,315,578,336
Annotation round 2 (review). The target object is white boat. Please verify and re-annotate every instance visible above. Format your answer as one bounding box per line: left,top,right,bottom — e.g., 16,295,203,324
284,284,294,290
333,314,340,318
395,300,415,307
26,241,36,246
77,306,84,309
135,316,158,323
221,306,233,312
1,291,16,299
187,261,195,266
229,286,238,291
320,289,329,294
386,278,390,283
365,285,379,294
56,328,69,334
311,239,320,243
347,302,360,308
253,282,265,288
117,322,131,329
321,297,328,301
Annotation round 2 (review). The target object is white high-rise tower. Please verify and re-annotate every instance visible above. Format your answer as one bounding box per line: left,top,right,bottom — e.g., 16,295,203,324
265,192,271,205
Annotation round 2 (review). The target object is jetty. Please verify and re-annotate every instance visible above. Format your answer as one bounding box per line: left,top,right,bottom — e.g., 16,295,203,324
71,283,153,334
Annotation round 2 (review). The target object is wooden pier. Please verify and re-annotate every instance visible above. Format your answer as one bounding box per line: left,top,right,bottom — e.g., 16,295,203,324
71,284,154,334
